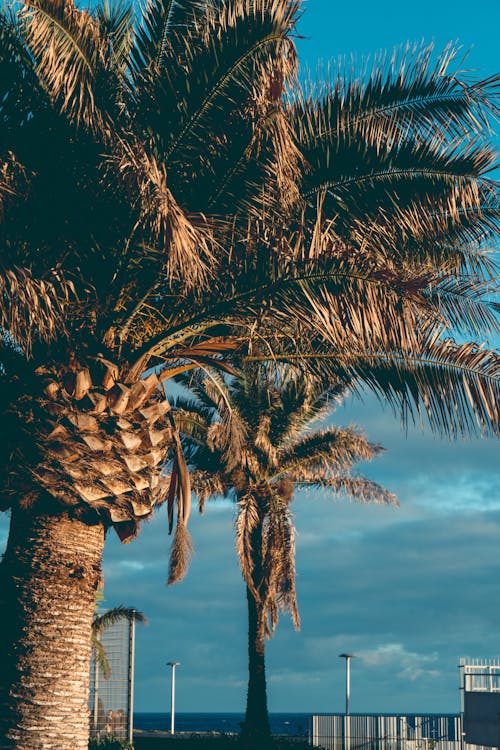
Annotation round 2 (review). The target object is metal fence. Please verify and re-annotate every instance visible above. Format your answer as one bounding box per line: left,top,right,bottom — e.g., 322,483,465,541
311,714,498,750
460,658,500,696
89,617,135,743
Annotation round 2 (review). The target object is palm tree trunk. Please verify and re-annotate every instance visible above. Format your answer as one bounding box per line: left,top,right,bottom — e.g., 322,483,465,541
243,582,272,741
0,503,105,750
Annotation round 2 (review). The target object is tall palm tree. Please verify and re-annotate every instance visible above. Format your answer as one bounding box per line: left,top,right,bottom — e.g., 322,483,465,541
0,0,499,745
174,366,396,739
0,2,303,746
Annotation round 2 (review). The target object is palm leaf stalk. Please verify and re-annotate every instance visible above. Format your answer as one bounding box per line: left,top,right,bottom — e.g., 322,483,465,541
0,0,499,745
174,365,396,740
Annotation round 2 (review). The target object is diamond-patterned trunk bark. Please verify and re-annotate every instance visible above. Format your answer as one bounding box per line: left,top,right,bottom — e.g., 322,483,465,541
1,358,175,540
0,505,105,750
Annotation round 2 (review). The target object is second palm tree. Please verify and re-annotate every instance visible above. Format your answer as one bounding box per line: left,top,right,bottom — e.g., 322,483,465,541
175,366,396,740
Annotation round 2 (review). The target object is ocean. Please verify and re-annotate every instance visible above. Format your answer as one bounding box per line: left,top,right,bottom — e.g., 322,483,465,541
134,713,311,737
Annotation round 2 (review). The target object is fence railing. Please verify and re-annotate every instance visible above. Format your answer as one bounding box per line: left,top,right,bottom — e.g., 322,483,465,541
89,617,135,743
311,714,497,750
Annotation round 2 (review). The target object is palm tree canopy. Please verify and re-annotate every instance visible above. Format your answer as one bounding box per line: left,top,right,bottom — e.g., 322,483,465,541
174,365,396,622
0,0,499,550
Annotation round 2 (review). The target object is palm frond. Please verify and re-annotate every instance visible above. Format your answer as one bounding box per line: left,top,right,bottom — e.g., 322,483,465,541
112,142,214,298
292,44,500,150
92,605,147,634
167,516,193,585
235,491,261,600
261,490,299,632
0,266,75,353
95,0,135,74
425,276,500,337
20,0,109,132
0,7,43,132
250,337,500,438
92,635,111,680
161,0,299,167
128,0,204,81
190,469,227,512
278,426,384,474
295,473,397,505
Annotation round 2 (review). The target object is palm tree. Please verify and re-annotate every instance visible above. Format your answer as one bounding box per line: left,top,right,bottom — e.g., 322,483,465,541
0,0,499,745
0,2,303,746
174,366,396,739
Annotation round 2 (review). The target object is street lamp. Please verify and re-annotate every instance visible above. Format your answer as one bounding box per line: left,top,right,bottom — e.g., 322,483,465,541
338,654,356,715
166,662,181,735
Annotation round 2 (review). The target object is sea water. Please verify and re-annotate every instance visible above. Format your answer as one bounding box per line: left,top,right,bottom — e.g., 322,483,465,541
134,713,310,737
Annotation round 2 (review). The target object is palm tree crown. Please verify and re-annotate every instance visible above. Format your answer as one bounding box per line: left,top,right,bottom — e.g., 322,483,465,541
0,1,498,548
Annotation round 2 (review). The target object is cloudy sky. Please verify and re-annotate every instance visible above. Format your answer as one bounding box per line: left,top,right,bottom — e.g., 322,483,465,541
1,0,499,720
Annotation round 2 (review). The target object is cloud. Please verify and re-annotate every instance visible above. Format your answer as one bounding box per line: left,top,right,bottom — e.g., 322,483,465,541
358,644,440,681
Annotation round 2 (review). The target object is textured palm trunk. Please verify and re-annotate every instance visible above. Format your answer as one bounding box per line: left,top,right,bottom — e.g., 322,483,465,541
242,517,271,743
243,583,272,742
0,503,105,750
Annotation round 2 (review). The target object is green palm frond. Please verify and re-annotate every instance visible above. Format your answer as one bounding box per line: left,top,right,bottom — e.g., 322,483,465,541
300,132,495,227
95,0,135,74
128,0,204,82
92,634,111,680
0,7,44,132
92,605,147,635
425,276,500,337
292,44,500,149
92,606,147,680
278,426,384,474
253,337,500,437
129,0,300,216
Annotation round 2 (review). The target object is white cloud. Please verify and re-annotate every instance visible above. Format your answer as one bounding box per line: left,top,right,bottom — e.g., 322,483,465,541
359,643,440,681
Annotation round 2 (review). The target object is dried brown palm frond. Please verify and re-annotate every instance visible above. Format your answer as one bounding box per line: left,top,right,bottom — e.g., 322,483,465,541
112,142,214,296
0,267,75,354
167,519,194,586
295,472,398,505
19,0,109,133
260,490,299,633
0,152,29,215
247,55,303,216
235,491,261,600
254,415,278,468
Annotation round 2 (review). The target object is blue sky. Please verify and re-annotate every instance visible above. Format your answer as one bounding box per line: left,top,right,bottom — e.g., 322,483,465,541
1,0,499,719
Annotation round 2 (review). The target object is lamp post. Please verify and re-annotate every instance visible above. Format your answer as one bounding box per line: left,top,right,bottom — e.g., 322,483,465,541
167,662,181,735
339,654,356,750
338,653,356,715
